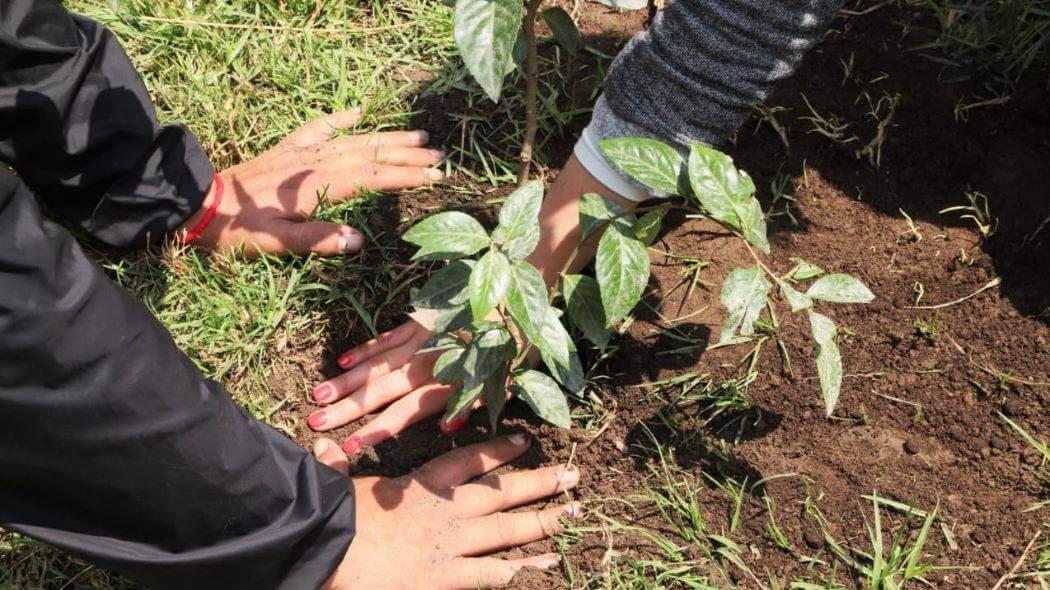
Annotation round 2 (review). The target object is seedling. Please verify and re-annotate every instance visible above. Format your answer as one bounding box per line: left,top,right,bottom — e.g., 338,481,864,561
914,313,939,343
403,178,654,429
403,139,874,429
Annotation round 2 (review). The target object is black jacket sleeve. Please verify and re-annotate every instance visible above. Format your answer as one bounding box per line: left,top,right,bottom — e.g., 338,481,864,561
0,2,357,588
0,165,356,589
0,0,213,248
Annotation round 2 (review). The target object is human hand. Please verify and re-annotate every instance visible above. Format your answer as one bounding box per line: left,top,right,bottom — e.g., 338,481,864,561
307,319,456,454
311,435,581,589
179,108,444,257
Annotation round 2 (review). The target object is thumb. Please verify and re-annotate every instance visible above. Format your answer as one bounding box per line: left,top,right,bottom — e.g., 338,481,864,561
313,438,350,475
273,220,364,256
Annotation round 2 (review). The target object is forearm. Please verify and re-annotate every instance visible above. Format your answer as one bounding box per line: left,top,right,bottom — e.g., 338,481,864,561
0,0,212,248
0,168,353,589
527,155,636,287
599,0,844,151
532,0,844,282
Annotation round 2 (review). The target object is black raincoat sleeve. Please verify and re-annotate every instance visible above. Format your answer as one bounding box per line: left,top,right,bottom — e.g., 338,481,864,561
0,0,212,247
0,2,356,589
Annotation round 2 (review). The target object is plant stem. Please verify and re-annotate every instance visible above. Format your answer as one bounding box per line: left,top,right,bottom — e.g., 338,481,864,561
518,0,543,184
740,237,779,283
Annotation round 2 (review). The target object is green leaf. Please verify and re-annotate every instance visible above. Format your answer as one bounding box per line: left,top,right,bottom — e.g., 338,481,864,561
599,138,684,195
537,311,582,393
418,334,463,354
411,260,474,309
788,257,824,280
808,311,842,417
468,250,511,320
403,212,490,260
492,179,543,259
409,305,472,333
482,365,510,432
461,329,512,390
540,7,581,54
778,280,813,312
579,192,625,240
454,0,524,102
632,205,667,246
543,347,585,395
806,274,875,304
504,259,552,355
514,370,571,428
562,274,609,348
511,30,527,70
718,266,771,345
596,216,650,327
433,347,467,384
445,381,484,421
687,143,769,254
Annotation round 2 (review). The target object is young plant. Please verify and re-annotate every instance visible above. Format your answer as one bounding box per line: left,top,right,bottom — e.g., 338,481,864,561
598,138,875,417
402,179,652,429
450,0,640,181
403,139,873,430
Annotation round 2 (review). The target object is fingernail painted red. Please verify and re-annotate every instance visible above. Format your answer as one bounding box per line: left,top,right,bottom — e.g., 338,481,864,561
337,352,353,368
313,384,334,402
342,436,363,455
441,417,467,434
307,411,327,429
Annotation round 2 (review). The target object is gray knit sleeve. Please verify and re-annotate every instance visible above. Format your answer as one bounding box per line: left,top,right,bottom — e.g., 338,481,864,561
579,0,844,199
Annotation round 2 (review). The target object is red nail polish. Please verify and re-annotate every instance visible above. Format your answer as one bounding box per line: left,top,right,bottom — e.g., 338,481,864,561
307,411,327,429
441,417,467,434
337,352,353,368
313,384,334,402
342,436,363,455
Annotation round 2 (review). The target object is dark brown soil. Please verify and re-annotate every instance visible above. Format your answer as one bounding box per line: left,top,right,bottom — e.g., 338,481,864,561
284,4,1049,588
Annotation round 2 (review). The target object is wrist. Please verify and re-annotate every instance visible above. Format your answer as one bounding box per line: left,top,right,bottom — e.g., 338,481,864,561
178,172,224,245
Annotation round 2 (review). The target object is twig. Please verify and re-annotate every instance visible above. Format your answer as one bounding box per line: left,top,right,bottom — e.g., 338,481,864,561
134,15,415,35
518,0,544,184
838,0,893,16
947,334,1050,387
906,277,1000,309
990,530,1041,590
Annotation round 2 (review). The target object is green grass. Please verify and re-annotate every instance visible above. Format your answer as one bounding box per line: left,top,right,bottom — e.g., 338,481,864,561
4,0,461,586
912,0,1050,96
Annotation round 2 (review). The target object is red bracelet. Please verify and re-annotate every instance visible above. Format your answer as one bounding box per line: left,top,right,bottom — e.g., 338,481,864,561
181,173,224,244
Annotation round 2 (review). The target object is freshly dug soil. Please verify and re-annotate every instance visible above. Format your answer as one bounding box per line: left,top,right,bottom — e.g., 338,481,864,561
287,4,1049,588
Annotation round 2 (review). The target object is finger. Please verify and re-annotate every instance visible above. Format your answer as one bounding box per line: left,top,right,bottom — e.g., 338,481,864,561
314,330,433,403
281,108,362,147
269,220,364,256
341,382,454,453
316,130,431,152
311,357,437,432
453,464,580,517
312,438,350,476
444,554,561,589
283,164,443,205
323,164,444,194
358,146,445,168
336,321,427,371
454,503,582,557
412,434,532,490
